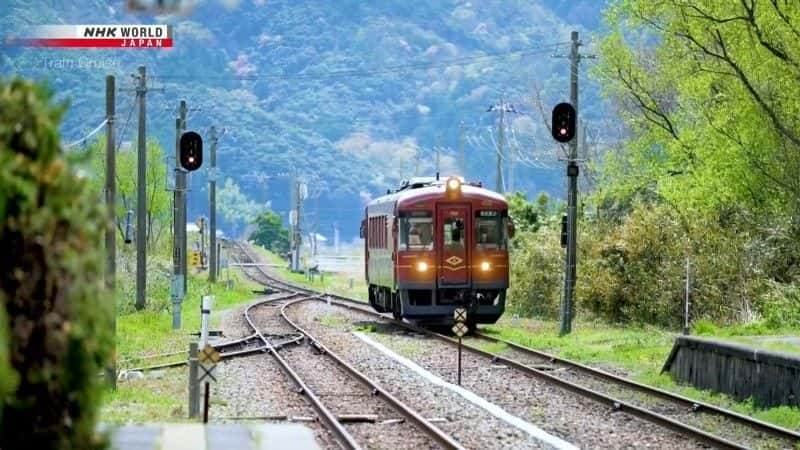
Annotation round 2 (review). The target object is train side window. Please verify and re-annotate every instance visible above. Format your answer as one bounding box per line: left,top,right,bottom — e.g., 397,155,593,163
399,211,433,251
475,210,506,250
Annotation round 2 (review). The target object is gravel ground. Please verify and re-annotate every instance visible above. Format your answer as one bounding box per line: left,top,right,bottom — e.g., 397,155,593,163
287,300,708,450
212,295,339,450
217,295,444,450
474,338,792,450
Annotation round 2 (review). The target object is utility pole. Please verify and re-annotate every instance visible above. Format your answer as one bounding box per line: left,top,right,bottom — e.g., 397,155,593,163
458,121,466,176
496,95,505,193
487,97,518,193
558,30,594,335
104,75,116,389
290,179,304,272
209,126,218,282
135,66,147,310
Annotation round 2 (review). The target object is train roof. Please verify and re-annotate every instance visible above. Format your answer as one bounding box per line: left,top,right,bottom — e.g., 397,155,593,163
366,177,507,210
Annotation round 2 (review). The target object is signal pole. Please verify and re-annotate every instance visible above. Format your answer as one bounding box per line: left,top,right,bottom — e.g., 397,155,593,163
171,100,188,329
135,66,147,310
558,31,594,335
209,126,218,282
104,75,116,389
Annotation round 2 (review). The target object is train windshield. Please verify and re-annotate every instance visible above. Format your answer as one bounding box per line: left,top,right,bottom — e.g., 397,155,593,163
399,211,434,250
475,210,507,250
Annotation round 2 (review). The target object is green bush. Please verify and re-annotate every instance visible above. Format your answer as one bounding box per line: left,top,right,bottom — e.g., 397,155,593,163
578,203,686,325
507,226,563,318
759,282,800,329
0,79,111,449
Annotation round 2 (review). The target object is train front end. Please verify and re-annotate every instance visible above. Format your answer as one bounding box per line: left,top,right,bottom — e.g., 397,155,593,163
394,177,511,326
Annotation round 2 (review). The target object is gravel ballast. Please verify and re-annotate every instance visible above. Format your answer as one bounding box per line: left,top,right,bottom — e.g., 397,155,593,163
286,300,707,449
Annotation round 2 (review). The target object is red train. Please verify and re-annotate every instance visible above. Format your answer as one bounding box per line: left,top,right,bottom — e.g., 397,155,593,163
361,176,513,326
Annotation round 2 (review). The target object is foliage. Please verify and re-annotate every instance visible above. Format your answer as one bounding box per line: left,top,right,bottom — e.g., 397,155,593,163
506,193,564,318
507,192,545,233
0,78,110,449
250,210,290,254
587,0,800,326
758,283,800,330
84,136,171,250
218,178,262,238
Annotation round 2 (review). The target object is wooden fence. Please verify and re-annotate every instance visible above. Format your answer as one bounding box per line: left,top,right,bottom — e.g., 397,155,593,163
662,335,800,408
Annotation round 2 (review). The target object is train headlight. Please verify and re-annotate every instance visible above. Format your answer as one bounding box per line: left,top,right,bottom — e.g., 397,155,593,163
480,261,491,272
446,176,461,193
417,261,428,272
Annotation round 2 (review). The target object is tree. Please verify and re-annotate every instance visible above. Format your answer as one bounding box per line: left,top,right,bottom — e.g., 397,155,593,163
218,178,262,238
250,210,291,253
84,136,171,251
0,78,111,449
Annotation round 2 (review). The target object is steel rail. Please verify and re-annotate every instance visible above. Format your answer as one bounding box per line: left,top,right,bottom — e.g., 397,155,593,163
243,296,363,450
472,332,800,443
301,295,751,449
230,241,800,449
123,334,305,373
280,297,466,450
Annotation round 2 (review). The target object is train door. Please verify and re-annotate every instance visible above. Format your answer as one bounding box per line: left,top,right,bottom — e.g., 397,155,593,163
437,204,470,286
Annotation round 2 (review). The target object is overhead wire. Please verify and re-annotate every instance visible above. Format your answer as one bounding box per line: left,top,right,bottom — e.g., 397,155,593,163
152,43,567,82
61,118,108,150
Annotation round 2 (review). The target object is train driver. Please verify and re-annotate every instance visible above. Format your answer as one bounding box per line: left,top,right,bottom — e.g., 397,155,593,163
409,222,433,249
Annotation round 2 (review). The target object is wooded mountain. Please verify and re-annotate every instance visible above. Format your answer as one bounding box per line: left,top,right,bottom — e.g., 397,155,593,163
1,0,607,238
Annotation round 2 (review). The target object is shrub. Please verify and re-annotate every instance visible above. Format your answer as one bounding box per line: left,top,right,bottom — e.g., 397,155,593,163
0,79,111,449
507,226,563,318
759,282,800,329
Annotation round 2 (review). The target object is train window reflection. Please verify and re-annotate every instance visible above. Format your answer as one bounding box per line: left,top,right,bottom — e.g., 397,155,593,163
475,211,506,250
443,218,464,248
399,212,433,250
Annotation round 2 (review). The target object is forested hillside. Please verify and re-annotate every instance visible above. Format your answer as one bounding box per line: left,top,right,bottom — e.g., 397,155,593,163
1,0,607,238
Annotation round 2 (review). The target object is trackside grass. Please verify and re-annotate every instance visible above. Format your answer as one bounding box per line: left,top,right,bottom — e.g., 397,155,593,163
249,244,368,301
102,265,261,423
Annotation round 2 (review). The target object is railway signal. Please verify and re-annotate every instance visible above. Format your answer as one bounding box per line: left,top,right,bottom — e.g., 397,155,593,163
179,131,203,171
190,250,201,267
551,102,576,143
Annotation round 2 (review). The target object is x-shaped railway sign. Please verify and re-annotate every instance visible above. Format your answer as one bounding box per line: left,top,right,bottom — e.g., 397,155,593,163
454,307,467,323
198,362,217,383
452,322,469,337
198,345,221,364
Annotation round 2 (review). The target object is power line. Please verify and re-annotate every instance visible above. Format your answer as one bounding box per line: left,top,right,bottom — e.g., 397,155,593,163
62,118,108,150
153,44,566,82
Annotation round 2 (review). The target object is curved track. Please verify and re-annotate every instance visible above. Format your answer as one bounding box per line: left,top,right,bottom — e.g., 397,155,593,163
230,243,464,450
230,240,800,449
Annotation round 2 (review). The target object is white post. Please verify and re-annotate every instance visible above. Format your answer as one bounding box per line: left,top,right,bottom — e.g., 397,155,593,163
200,295,213,348
684,257,690,335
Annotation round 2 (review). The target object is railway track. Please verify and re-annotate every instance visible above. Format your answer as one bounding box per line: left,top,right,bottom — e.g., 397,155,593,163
121,292,305,373
230,240,800,449
229,246,464,449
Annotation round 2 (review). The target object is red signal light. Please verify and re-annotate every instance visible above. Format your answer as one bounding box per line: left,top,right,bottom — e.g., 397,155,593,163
551,103,576,143
179,131,203,171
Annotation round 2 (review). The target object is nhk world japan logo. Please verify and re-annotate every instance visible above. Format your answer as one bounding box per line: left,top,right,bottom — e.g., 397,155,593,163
10,25,173,49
